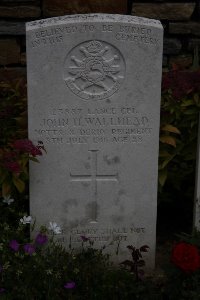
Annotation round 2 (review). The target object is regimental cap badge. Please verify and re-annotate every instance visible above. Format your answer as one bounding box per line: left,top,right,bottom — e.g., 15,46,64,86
64,39,126,101
85,40,103,54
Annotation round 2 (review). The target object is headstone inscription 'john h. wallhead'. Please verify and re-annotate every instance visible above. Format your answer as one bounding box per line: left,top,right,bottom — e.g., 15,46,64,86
26,14,163,268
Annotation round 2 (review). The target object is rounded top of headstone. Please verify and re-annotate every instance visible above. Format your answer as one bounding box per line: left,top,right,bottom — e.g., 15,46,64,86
26,14,162,31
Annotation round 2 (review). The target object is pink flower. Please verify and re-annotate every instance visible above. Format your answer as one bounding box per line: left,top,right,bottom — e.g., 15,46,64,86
13,139,42,156
9,240,19,252
13,139,33,151
35,233,48,245
64,281,76,289
24,244,36,255
30,147,42,157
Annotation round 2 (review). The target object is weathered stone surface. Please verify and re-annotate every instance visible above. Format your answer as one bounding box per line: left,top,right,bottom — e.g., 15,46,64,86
163,38,182,55
169,22,200,37
0,5,41,18
43,0,127,16
0,39,20,65
132,3,195,20
169,55,193,69
26,14,163,268
0,67,26,82
0,21,25,35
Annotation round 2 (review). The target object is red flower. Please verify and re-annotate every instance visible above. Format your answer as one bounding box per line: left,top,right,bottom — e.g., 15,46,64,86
13,139,33,151
171,242,200,273
4,161,21,174
13,139,42,156
30,147,42,157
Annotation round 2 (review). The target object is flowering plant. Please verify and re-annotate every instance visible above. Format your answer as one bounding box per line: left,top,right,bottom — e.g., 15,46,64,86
48,221,62,234
121,245,149,281
20,215,32,225
1,220,154,299
0,80,45,197
159,68,200,190
0,139,44,196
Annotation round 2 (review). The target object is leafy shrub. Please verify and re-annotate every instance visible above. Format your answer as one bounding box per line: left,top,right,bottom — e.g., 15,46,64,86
159,69,200,190
0,80,45,198
0,219,161,300
158,69,200,231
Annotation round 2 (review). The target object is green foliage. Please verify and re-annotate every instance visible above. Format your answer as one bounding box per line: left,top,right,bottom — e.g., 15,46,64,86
0,213,161,300
158,70,200,229
0,80,27,146
120,244,149,281
0,80,44,197
159,70,200,191
1,207,200,300
175,230,200,250
165,268,200,300
0,80,27,197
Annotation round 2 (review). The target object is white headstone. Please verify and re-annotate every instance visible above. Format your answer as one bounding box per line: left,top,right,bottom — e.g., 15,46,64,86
26,14,163,268
194,115,200,231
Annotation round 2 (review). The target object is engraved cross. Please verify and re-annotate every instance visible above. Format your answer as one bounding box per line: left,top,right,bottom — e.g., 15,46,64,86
70,150,118,223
